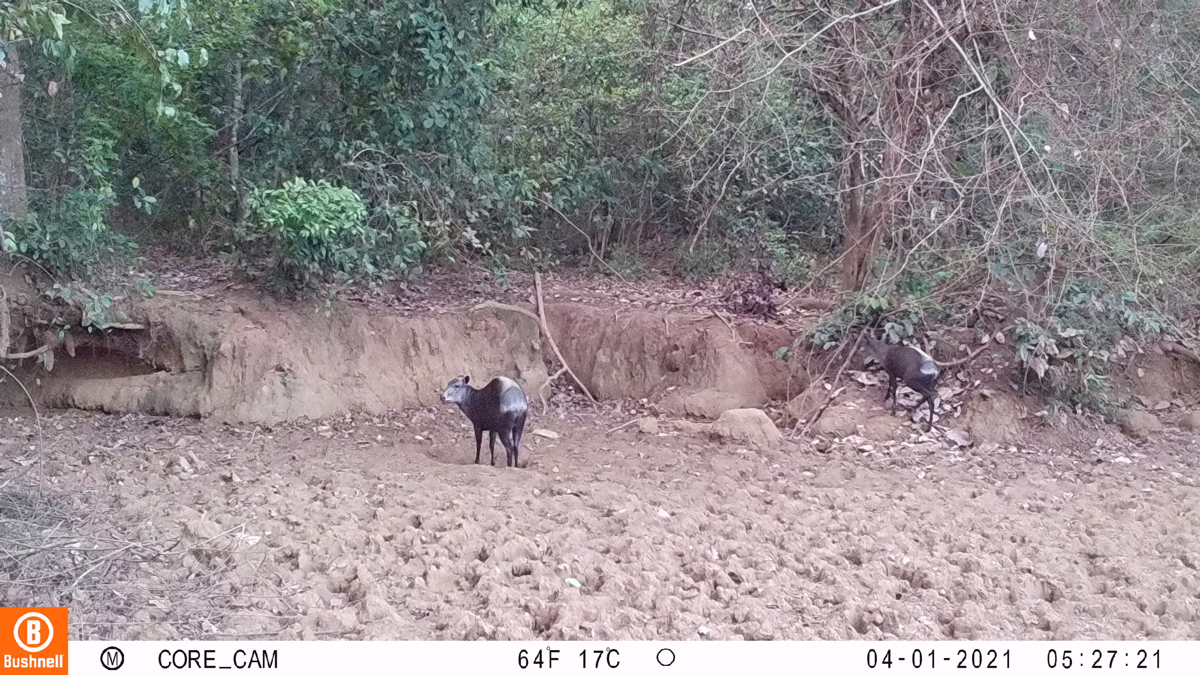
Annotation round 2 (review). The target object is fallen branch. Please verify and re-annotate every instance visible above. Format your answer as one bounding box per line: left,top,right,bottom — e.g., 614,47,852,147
606,418,642,434
937,343,990,368
3,344,51,360
472,272,597,411
794,385,847,439
1159,340,1200,366
780,295,837,311
711,310,738,338
472,300,539,324
794,331,865,438
533,272,597,408
1,287,9,357
0,364,41,440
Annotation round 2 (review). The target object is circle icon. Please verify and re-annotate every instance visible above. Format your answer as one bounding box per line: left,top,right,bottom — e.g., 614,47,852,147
13,612,54,653
656,648,675,667
100,646,125,671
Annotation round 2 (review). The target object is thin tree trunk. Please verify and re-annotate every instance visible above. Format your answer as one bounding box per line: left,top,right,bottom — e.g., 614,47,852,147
839,132,868,291
230,54,244,225
0,41,27,249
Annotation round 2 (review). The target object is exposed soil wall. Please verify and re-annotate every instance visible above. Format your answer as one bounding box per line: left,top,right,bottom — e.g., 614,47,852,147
0,293,806,425
2,296,551,424
544,303,802,417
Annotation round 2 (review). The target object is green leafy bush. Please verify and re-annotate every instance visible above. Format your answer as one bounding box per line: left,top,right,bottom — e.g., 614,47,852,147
1009,283,1177,411
808,289,942,351
243,177,425,294
5,188,139,276
603,244,646,279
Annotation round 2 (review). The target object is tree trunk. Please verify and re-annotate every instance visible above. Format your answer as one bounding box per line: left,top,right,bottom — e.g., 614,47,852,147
230,54,244,225
839,129,870,291
0,41,27,245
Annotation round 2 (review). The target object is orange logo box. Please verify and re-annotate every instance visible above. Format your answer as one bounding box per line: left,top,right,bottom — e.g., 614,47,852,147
0,608,67,673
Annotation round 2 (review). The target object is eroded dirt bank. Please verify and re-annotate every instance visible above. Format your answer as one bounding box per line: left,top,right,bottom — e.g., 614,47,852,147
2,296,551,423
0,290,804,425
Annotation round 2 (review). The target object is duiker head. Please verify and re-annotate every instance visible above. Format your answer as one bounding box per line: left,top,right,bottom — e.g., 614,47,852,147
861,331,887,364
440,375,473,404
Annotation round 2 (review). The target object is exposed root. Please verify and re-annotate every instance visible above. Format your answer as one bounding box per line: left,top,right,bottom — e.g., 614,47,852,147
1159,340,1200,366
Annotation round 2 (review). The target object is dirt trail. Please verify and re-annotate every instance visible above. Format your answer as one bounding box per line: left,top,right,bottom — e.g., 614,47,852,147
5,402,1199,641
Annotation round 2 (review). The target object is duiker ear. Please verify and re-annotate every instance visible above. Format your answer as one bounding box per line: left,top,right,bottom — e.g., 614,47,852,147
462,375,470,384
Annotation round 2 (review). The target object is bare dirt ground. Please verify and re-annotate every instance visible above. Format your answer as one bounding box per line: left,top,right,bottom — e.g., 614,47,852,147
3,395,1199,642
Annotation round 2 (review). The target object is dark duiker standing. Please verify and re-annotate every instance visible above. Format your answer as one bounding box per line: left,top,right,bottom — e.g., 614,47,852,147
440,375,529,467
863,333,939,431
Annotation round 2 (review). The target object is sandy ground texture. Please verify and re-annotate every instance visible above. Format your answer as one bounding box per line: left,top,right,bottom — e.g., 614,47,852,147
2,399,1199,642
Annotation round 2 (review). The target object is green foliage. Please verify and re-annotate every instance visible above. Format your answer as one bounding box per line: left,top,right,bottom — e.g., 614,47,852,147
5,0,1199,335
5,188,139,276
1009,316,1109,411
1009,281,1178,411
46,280,135,332
242,178,425,295
730,214,816,287
808,295,883,351
250,178,367,248
673,240,729,280
0,2,71,46
808,283,946,351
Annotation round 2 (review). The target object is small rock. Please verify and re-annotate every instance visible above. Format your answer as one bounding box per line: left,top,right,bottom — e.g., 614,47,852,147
360,594,397,622
1180,410,1200,432
697,625,710,636
184,518,222,541
670,419,712,435
532,429,560,439
944,428,972,447
661,388,745,420
710,408,783,447
1117,410,1163,439
657,508,671,518
178,456,192,473
424,567,457,592
636,417,660,435
317,608,359,633
1113,456,1132,464
813,407,865,439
